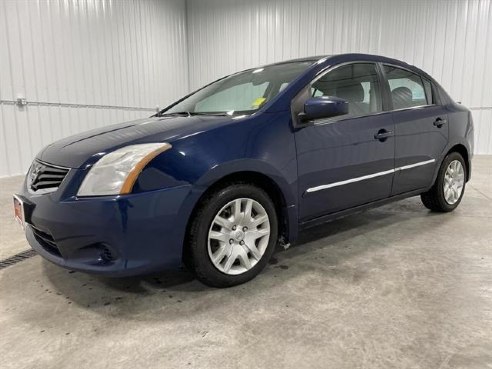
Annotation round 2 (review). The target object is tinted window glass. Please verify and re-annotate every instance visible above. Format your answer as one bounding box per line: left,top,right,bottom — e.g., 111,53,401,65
384,66,429,109
311,63,382,116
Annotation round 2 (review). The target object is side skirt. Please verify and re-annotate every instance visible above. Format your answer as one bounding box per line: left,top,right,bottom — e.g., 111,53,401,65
298,188,428,231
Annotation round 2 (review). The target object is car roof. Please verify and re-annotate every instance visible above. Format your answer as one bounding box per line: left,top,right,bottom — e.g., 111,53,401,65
265,55,330,65
266,53,428,77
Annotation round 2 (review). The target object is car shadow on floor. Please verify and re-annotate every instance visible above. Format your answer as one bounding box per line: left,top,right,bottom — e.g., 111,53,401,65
40,198,448,317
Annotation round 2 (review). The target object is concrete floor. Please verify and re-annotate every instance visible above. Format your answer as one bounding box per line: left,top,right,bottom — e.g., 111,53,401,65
0,157,491,369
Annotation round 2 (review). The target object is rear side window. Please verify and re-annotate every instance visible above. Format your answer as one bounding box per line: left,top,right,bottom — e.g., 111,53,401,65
384,66,431,109
311,63,382,116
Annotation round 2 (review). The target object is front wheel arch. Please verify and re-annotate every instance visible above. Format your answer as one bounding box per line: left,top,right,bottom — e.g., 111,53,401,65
183,171,290,263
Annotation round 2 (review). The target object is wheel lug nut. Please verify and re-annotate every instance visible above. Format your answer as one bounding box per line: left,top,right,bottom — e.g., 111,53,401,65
240,241,244,245
243,226,248,231
232,225,236,230
229,239,234,244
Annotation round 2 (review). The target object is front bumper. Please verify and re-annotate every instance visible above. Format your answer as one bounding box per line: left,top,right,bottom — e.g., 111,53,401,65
19,183,192,276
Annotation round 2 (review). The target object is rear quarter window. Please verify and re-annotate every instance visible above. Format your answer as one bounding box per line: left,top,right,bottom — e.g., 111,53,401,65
422,78,434,105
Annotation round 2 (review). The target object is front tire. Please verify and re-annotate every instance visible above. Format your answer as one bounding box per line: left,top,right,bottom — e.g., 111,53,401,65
186,183,278,288
421,152,467,212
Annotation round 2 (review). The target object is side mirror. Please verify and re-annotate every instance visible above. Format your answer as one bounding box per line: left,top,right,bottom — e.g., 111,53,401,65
299,96,349,122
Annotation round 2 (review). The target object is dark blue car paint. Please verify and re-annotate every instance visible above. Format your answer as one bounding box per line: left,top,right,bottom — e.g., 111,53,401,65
20,53,474,276
23,182,192,275
295,110,396,220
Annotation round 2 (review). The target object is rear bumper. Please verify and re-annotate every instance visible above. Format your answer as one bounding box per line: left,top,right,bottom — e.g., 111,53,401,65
19,184,192,276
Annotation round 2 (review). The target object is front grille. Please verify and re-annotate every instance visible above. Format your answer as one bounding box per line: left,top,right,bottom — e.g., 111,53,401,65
28,160,69,193
31,226,61,257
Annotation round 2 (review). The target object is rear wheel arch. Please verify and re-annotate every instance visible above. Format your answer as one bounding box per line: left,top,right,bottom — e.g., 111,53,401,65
421,151,466,212
446,144,470,181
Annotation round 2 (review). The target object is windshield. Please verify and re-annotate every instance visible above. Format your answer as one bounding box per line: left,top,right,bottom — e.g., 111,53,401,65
162,61,313,116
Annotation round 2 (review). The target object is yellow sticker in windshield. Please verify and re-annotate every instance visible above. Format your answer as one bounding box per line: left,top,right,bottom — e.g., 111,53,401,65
252,97,266,109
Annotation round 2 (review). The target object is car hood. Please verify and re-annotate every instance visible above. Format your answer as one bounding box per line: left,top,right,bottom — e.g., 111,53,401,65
38,115,234,168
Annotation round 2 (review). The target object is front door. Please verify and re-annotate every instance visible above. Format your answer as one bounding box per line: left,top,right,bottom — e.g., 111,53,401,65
294,63,395,222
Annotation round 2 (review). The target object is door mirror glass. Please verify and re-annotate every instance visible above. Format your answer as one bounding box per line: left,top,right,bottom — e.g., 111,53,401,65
300,96,349,122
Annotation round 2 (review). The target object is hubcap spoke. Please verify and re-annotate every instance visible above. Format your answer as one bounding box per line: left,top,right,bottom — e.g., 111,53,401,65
244,199,253,220
237,248,252,269
250,214,268,228
208,197,271,276
223,252,237,273
249,228,270,241
244,242,262,260
233,199,243,223
214,216,233,230
209,231,228,243
212,244,230,264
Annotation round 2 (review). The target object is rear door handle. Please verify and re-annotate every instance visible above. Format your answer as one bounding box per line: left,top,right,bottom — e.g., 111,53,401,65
433,117,447,128
374,129,393,141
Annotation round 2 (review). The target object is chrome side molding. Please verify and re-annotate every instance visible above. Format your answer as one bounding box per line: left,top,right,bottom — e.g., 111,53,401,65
306,159,436,193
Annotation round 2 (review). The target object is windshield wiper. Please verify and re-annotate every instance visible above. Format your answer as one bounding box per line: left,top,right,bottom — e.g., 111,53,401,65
155,111,231,118
155,111,191,117
189,112,231,116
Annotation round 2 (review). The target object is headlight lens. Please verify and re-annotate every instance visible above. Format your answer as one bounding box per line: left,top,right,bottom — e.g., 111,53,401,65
77,143,172,196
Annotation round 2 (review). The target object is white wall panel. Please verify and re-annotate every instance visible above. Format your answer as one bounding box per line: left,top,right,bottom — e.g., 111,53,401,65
187,0,492,154
1,0,491,178
0,0,188,177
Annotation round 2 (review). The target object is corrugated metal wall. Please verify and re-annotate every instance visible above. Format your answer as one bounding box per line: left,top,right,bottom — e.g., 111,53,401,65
187,0,492,154
0,0,188,177
1,0,491,177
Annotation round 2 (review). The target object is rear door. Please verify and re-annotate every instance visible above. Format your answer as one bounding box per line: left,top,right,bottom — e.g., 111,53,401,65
294,63,395,221
382,65,449,195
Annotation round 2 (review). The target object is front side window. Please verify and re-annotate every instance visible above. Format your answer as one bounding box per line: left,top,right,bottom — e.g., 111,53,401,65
384,66,431,109
310,63,383,117
164,61,313,116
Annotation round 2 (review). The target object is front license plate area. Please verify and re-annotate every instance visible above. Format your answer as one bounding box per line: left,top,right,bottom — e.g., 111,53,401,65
13,195,26,229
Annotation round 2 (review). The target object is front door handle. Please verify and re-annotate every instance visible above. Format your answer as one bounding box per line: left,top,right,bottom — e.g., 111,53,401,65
374,129,393,142
433,117,447,128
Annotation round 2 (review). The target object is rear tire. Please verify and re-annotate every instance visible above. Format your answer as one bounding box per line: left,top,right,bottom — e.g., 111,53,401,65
421,152,466,212
185,183,278,288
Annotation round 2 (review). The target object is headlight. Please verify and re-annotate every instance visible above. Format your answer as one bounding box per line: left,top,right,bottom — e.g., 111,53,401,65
77,143,172,196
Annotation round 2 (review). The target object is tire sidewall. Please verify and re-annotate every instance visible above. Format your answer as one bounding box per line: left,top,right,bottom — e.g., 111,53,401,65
190,184,278,287
435,152,467,211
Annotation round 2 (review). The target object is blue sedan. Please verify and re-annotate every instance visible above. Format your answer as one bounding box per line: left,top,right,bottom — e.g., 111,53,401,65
14,54,473,287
